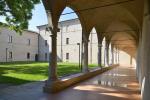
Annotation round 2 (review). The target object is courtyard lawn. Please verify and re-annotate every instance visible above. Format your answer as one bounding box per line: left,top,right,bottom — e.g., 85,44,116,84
0,62,97,85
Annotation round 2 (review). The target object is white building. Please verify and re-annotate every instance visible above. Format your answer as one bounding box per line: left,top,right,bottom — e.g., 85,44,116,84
0,19,135,66
0,27,38,62
37,19,106,64
37,18,135,66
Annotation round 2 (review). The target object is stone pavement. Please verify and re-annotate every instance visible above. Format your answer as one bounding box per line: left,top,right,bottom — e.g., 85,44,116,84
0,66,141,100
0,84,14,90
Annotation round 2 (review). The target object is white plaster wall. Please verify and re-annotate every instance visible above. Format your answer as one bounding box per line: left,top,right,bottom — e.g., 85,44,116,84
59,19,82,63
59,19,101,64
38,26,51,61
38,19,102,64
0,28,38,62
119,50,136,66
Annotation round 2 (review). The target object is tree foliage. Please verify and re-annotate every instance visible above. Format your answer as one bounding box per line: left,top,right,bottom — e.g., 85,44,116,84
0,0,40,33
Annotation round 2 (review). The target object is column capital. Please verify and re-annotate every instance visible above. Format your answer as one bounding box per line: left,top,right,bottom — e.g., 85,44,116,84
50,33,57,37
82,38,90,43
47,26,60,34
46,26,59,38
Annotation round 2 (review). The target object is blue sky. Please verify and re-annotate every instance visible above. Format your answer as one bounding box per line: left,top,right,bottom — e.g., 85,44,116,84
0,2,77,32
28,2,77,31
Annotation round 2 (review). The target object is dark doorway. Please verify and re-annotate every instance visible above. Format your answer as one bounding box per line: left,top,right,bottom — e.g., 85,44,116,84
35,54,38,61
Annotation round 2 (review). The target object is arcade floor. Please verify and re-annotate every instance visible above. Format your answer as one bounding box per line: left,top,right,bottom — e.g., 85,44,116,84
0,66,141,100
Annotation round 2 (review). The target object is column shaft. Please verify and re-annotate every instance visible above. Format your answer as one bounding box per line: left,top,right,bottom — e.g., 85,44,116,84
141,12,150,100
106,43,109,66
115,48,117,64
98,43,102,68
82,41,89,73
48,34,58,81
111,46,114,65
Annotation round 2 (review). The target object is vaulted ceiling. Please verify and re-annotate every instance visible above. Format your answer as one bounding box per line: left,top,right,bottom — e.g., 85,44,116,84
42,0,144,57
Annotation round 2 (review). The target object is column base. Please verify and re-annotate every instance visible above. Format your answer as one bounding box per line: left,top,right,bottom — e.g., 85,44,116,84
104,64,109,67
82,68,89,73
142,77,150,100
98,65,102,68
43,79,60,93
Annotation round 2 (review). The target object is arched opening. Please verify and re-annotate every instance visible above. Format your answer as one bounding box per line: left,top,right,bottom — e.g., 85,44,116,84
57,7,83,77
59,7,78,21
103,21,138,66
111,33,137,66
88,27,98,68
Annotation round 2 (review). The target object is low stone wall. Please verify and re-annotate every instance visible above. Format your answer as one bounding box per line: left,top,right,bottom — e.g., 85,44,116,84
43,64,119,93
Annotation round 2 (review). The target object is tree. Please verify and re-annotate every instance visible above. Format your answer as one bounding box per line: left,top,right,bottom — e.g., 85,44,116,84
0,0,40,33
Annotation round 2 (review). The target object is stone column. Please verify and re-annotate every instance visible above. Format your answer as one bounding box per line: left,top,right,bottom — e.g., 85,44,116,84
49,33,58,81
111,45,114,65
130,56,133,65
98,42,102,68
106,42,109,66
117,48,119,64
141,5,150,99
104,47,106,66
44,27,59,92
115,48,118,64
103,41,107,67
136,44,142,85
82,40,89,73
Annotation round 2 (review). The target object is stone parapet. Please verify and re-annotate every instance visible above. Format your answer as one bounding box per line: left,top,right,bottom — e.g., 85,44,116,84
43,64,119,93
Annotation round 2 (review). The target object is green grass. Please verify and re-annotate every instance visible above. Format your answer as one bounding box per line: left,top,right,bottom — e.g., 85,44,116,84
0,62,97,85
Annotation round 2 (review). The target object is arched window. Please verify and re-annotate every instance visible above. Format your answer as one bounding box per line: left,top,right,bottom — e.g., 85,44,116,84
89,28,98,64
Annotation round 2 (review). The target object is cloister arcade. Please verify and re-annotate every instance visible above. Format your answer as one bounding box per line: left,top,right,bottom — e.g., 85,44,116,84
42,0,150,99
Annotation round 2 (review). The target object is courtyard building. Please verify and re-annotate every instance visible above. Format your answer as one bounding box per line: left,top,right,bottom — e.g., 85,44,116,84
37,18,101,64
38,18,134,65
0,27,39,62
0,19,135,66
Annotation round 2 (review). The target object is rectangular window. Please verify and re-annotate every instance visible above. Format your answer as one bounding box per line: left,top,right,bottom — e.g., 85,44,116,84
45,40,48,46
27,39,30,46
9,52,12,59
66,53,69,60
8,35,12,43
27,53,30,59
66,38,69,44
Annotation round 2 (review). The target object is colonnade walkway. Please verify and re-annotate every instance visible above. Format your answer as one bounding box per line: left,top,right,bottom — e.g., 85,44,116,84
0,66,141,100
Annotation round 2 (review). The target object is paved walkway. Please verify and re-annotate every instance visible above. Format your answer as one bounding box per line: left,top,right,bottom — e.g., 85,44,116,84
0,66,141,100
